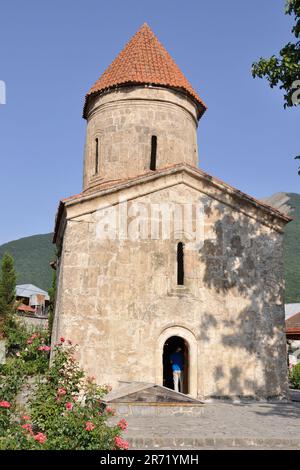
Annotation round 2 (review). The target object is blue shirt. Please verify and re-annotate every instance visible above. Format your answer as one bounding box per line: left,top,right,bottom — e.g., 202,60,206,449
170,352,184,371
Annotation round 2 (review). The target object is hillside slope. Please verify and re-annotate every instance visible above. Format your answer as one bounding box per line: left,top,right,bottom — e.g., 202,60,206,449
0,233,54,291
262,192,300,304
282,193,300,304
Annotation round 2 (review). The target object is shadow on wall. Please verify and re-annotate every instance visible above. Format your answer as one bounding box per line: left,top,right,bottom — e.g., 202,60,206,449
198,199,288,401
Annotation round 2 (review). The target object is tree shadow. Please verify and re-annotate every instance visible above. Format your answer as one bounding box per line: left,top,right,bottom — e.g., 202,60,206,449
252,401,300,419
198,199,289,413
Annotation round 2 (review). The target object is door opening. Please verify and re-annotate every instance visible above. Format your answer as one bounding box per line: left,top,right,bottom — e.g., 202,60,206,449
162,336,189,394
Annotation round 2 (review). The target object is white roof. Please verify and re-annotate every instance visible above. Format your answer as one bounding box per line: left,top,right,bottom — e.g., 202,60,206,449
16,284,50,301
285,303,300,320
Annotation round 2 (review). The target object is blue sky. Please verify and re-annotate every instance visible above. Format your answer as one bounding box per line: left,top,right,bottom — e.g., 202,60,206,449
0,0,299,244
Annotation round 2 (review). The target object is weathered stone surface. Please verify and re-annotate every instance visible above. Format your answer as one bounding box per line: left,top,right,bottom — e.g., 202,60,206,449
53,174,288,399
109,403,204,417
83,87,199,190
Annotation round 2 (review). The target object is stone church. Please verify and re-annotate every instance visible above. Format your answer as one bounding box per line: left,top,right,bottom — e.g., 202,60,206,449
52,24,291,399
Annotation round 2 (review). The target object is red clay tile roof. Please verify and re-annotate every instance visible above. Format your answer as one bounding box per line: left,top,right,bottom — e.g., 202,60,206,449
286,312,300,333
83,23,207,119
17,303,35,313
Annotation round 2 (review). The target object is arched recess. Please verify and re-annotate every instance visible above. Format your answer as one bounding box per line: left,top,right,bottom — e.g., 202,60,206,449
156,326,198,397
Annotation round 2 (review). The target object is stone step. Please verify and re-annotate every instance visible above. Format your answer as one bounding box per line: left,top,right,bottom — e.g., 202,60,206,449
103,381,204,416
127,436,300,450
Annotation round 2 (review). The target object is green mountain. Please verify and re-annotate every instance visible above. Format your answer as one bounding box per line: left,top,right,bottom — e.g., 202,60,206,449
0,192,299,301
0,233,54,291
262,192,300,304
282,193,300,304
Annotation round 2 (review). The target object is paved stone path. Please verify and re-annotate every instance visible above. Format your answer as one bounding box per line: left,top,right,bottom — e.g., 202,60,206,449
116,399,300,449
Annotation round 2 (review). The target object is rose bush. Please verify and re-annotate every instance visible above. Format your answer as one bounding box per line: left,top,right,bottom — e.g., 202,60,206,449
0,327,50,405
0,338,128,450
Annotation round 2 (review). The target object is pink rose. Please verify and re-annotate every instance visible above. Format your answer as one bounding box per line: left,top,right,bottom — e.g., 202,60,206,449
34,432,47,444
57,388,67,396
85,421,95,431
65,402,73,410
114,436,129,450
21,423,33,435
0,401,11,408
117,418,128,431
106,407,115,416
38,345,51,352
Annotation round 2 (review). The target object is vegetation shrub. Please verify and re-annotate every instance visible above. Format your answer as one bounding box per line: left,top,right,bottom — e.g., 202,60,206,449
0,336,128,450
289,362,300,390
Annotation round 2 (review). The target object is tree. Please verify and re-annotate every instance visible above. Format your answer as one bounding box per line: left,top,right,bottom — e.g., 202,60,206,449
252,0,300,108
0,253,17,332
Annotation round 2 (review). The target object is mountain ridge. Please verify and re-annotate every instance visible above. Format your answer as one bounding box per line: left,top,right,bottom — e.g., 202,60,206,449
261,192,300,304
0,233,54,291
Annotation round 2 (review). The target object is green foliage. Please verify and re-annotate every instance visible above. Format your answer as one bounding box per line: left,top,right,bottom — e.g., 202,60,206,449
252,0,300,108
284,193,300,303
289,362,300,389
0,253,17,330
0,404,11,438
0,233,54,291
0,336,128,450
0,253,16,306
0,253,17,339
29,342,84,432
0,358,26,404
0,324,50,405
28,343,122,450
19,332,50,376
0,422,38,449
4,315,28,351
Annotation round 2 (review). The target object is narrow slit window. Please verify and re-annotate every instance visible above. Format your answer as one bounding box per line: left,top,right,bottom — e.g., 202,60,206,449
95,138,99,175
150,135,157,171
177,242,184,285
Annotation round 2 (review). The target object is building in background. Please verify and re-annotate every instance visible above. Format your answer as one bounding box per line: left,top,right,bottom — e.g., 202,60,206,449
16,284,49,316
285,306,300,366
285,303,300,320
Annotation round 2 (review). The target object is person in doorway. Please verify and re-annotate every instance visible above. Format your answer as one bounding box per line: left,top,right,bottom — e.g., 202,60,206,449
170,346,184,393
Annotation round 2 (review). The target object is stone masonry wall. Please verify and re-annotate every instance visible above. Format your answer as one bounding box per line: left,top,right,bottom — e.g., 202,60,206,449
52,181,288,399
83,87,199,191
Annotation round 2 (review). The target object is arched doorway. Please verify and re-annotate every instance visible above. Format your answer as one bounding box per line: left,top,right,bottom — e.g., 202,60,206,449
163,336,189,394
156,326,198,397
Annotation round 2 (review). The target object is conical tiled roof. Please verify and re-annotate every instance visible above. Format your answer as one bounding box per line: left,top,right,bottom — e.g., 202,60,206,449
83,23,206,118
